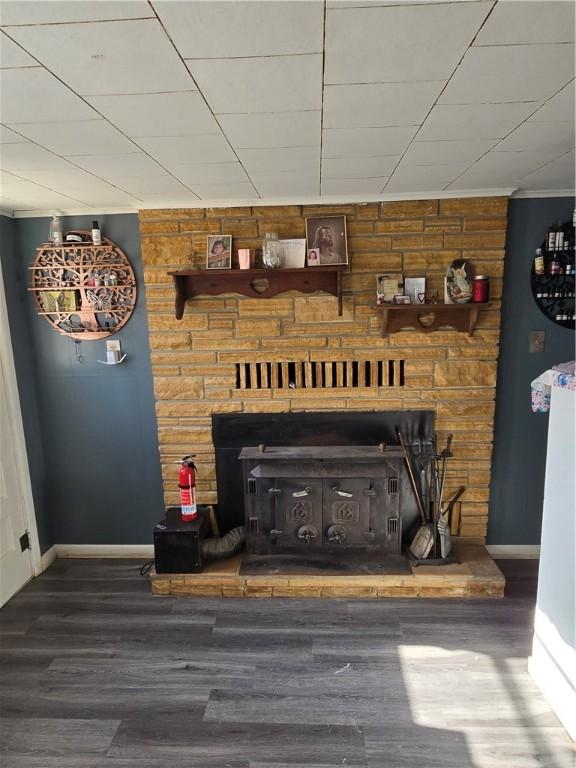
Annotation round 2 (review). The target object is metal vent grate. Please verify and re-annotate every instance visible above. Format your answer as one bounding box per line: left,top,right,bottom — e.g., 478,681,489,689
236,360,405,390
247,478,258,495
249,517,260,535
388,477,399,494
387,517,399,536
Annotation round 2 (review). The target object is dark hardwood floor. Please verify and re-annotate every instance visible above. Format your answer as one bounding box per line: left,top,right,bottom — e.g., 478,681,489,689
0,558,573,768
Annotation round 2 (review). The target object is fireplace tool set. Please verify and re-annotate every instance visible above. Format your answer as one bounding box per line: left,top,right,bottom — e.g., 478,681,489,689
397,429,465,564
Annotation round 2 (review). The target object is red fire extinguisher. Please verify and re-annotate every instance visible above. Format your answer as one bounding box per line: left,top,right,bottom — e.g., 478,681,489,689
178,455,197,522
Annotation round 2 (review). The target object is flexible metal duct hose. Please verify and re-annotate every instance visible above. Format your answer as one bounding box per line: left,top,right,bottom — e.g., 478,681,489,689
201,526,245,560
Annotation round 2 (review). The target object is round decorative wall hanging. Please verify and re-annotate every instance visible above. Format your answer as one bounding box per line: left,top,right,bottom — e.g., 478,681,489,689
29,232,137,340
530,217,575,330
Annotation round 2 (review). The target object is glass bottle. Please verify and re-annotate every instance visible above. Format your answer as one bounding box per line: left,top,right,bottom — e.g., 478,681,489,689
49,215,63,245
262,232,282,269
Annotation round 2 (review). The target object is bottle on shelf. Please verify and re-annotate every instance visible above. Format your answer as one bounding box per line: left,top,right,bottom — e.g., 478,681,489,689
534,248,545,275
49,215,63,245
92,220,102,246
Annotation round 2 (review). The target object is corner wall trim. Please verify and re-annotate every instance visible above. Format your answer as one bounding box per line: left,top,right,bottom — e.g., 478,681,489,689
486,545,541,559
54,544,155,559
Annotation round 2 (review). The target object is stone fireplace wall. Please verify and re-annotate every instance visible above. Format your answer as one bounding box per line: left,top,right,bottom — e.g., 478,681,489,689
139,197,508,543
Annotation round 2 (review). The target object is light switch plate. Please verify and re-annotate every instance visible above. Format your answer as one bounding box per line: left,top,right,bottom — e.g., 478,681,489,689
529,330,545,353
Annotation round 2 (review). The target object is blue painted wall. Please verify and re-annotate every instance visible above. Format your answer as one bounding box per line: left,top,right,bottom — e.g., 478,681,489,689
1,215,52,551
488,197,575,545
4,214,164,551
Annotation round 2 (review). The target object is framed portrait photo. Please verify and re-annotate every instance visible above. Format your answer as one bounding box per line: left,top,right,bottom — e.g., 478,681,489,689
305,215,348,266
206,235,232,269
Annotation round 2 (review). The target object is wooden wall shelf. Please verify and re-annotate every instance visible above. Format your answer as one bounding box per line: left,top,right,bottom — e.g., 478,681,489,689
29,233,137,340
168,266,347,319
376,302,489,336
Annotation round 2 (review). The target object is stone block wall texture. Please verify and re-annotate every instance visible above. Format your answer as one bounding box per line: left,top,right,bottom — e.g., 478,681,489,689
139,197,508,543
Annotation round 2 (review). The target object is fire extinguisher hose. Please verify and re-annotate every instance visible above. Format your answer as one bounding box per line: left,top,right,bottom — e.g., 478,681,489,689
201,526,245,560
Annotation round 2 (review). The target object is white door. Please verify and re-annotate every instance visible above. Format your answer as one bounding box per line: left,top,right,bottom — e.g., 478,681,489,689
0,261,38,607
0,355,34,605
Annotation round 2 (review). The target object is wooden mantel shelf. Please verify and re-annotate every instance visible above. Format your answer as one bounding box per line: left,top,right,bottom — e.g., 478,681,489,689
376,302,489,336
168,266,347,319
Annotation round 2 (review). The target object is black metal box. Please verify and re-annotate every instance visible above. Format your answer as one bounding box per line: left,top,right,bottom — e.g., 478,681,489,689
153,506,210,574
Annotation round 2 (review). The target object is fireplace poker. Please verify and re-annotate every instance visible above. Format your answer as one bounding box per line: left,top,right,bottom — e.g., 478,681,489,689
397,429,427,524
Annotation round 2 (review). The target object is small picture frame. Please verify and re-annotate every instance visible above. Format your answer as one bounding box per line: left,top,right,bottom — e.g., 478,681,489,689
376,273,404,305
277,238,306,268
404,277,426,305
206,235,232,269
305,215,348,266
393,294,411,305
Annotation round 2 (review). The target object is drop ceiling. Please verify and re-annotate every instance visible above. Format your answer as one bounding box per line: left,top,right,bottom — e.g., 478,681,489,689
0,0,574,216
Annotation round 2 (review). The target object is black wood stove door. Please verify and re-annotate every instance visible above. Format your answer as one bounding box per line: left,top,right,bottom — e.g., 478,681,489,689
324,478,372,546
272,478,323,547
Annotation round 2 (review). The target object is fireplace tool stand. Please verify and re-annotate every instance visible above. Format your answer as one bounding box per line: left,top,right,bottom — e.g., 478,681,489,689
398,429,465,566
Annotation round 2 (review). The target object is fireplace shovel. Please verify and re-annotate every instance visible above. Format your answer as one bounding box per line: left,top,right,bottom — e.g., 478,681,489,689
397,430,434,560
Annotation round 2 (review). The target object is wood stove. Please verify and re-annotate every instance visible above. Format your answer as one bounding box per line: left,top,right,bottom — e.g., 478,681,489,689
239,445,403,556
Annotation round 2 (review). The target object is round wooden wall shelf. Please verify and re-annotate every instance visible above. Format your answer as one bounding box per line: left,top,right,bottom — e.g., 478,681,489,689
29,232,137,340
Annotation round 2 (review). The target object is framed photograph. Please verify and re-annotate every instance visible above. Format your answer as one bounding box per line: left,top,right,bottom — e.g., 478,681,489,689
393,294,411,305
277,238,306,268
404,277,426,305
206,235,232,269
445,259,474,303
376,273,403,305
305,215,348,266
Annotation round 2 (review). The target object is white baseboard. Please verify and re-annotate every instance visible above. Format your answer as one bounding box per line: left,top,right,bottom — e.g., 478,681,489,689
54,544,155,559
487,545,541,559
39,545,57,573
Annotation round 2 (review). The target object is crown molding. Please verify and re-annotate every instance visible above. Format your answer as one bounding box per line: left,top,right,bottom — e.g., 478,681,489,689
511,189,575,199
6,188,519,218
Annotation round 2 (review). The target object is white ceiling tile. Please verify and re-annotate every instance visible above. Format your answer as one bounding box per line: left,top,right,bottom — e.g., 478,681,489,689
323,82,444,129
386,162,468,192
0,125,29,143
237,147,319,173
0,1,154,25
0,175,87,207
7,166,140,203
86,92,225,138
136,134,236,165
187,55,322,114
440,44,576,104
1,68,97,123
321,177,388,195
187,181,258,200
497,121,575,155
323,126,418,159
418,102,541,140
0,143,73,172
7,19,193,96
517,151,575,191
403,139,498,166
68,153,168,179
218,111,321,149
98,176,192,196
14,120,138,156
168,162,249,185
0,31,38,68
528,81,575,123
65,188,142,206
154,0,323,58
447,150,566,188
322,156,399,179
325,1,492,84
474,1,575,46
250,171,318,197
